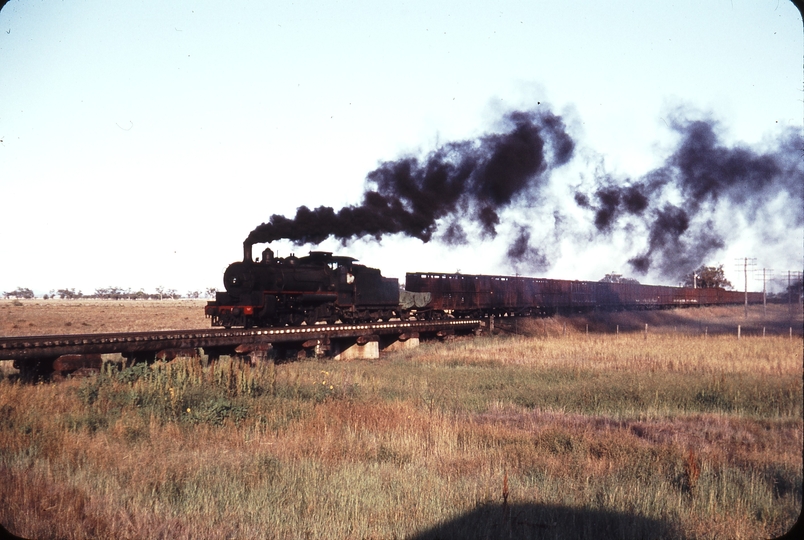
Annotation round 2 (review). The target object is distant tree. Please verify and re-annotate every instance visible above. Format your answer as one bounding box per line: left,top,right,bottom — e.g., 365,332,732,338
57,288,82,299
3,287,34,299
94,286,126,299
155,286,180,300
683,264,732,289
205,287,217,299
599,273,640,284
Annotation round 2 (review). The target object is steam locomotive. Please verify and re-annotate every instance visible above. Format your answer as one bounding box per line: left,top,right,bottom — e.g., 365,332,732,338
205,244,404,328
204,243,763,328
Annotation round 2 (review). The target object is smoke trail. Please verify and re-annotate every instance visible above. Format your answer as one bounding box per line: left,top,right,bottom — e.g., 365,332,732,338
506,226,549,272
246,104,799,280
574,114,803,279
245,109,574,261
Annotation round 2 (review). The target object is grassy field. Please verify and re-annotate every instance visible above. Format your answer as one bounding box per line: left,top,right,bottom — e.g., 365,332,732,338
0,301,801,539
0,299,210,336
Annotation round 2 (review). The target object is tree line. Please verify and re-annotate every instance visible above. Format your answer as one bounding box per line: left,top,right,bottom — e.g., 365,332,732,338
2,286,217,300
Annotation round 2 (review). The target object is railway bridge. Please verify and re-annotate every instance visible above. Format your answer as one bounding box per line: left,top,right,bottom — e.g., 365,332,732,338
0,319,482,379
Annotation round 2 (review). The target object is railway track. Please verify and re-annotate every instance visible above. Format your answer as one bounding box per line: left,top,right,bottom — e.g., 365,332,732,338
1,319,482,378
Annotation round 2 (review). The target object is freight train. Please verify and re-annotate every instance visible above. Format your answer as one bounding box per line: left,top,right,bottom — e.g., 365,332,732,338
205,244,763,328
404,272,763,317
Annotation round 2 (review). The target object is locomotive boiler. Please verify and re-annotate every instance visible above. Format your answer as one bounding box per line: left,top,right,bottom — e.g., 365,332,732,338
205,243,402,328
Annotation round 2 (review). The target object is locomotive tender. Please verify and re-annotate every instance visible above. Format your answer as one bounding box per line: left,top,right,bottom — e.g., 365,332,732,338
205,243,763,328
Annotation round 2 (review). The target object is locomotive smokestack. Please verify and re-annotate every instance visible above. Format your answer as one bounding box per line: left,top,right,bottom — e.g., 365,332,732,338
243,241,253,263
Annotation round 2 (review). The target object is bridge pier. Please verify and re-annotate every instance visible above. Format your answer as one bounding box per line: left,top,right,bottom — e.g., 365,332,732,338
156,348,200,362
380,332,420,353
234,343,272,364
332,335,380,360
13,358,56,381
203,345,237,363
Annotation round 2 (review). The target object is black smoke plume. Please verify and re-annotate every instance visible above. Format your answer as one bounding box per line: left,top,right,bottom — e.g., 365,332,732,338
245,109,574,261
506,226,549,272
575,114,803,279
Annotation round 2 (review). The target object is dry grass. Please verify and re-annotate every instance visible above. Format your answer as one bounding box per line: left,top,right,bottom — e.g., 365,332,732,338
0,303,801,539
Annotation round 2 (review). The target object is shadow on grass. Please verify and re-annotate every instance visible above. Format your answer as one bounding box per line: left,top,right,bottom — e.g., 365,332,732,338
409,502,682,540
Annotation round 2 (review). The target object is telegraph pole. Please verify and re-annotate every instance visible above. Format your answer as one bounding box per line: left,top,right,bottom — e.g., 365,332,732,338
756,268,772,318
735,258,756,319
787,270,804,319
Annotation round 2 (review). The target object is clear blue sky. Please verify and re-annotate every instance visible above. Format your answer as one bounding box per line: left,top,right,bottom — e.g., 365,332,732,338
1,0,801,295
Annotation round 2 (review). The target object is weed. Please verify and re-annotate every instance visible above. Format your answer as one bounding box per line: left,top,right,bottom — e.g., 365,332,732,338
685,448,701,494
